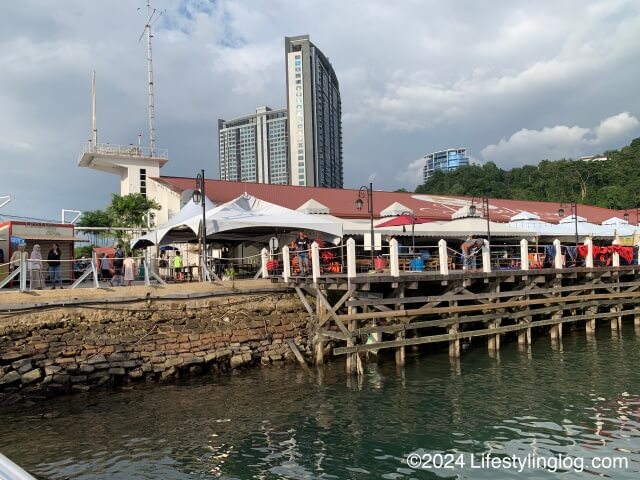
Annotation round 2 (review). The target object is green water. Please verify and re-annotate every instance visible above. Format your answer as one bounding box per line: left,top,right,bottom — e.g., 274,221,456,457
1,326,639,479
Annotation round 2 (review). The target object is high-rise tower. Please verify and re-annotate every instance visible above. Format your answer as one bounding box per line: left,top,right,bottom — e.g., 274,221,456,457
285,35,343,188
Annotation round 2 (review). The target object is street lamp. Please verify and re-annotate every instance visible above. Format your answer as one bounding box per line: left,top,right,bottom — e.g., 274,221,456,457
558,201,579,251
401,211,417,256
355,182,374,267
192,170,207,281
470,196,491,246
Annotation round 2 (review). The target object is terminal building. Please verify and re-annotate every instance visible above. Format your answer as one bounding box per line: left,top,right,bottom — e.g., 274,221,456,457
422,148,470,183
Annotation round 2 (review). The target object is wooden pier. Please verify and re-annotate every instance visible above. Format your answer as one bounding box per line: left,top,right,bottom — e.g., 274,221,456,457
286,264,640,373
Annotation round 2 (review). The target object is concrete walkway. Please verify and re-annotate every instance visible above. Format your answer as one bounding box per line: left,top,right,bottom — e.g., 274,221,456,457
0,279,289,311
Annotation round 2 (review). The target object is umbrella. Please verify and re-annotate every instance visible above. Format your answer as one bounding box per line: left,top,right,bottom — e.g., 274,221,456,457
375,215,431,254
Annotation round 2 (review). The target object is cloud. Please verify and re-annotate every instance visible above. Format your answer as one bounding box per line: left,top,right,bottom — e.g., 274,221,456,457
481,112,640,167
395,157,425,188
0,0,639,220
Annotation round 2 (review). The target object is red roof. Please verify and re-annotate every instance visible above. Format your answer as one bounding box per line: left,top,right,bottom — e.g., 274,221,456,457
154,176,628,224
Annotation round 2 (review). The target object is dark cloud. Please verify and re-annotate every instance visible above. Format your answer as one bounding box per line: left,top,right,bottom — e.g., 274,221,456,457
1,0,639,219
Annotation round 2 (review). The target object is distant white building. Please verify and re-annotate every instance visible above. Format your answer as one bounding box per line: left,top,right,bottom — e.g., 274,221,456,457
579,155,609,162
422,148,469,182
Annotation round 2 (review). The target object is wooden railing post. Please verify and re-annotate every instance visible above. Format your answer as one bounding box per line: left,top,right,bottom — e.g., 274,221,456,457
261,248,269,279
347,238,356,279
553,239,563,269
612,236,620,267
585,237,594,268
390,238,399,277
311,242,320,284
482,240,491,273
520,239,529,270
282,246,291,281
438,239,448,275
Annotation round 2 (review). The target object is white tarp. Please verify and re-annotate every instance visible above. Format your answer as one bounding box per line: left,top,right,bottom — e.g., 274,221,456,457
378,217,536,238
205,194,342,237
133,194,343,248
131,197,218,247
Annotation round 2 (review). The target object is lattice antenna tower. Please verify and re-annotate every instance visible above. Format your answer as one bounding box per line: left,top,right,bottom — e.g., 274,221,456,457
138,1,165,157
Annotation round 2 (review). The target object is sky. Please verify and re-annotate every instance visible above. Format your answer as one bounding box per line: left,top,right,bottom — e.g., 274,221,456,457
1,0,640,221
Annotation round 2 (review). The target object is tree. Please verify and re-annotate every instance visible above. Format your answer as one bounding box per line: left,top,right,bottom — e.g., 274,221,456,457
106,193,161,229
77,193,161,250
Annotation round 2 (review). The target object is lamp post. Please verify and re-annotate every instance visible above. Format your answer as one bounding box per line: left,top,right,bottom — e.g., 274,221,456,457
355,182,374,267
401,211,417,256
469,196,491,246
192,170,207,281
558,201,579,250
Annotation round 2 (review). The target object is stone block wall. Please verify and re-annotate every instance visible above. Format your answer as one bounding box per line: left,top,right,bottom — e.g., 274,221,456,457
0,293,312,405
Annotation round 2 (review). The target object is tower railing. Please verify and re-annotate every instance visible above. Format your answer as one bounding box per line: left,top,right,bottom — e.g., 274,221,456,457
78,142,169,163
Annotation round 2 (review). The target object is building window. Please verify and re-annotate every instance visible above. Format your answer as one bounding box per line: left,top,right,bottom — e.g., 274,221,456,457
139,168,147,196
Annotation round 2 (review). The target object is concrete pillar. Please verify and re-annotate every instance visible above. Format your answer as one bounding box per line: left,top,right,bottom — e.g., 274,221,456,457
482,240,491,273
311,242,320,284
19,252,27,292
261,248,269,279
438,239,448,275
585,238,594,268
315,296,326,366
346,238,356,279
488,320,501,351
610,307,621,332
389,238,400,277
395,331,405,366
282,246,291,282
553,239,563,269
448,324,460,358
517,320,531,346
520,239,529,270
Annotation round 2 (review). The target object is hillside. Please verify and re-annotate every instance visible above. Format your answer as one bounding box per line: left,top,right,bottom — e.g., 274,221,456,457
416,138,640,210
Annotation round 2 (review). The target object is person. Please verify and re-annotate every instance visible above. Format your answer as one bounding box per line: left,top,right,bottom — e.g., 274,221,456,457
158,253,168,280
123,255,136,286
295,231,310,276
100,252,111,282
461,237,484,271
29,244,44,290
47,243,62,289
8,243,26,288
112,245,125,286
173,250,183,281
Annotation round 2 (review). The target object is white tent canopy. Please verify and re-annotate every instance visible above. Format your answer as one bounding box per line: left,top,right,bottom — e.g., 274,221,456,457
297,199,330,214
451,205,481,219
510,211,540,221
378,217,536,238
380,202,413,217
132,194,343,248
131,197,217,247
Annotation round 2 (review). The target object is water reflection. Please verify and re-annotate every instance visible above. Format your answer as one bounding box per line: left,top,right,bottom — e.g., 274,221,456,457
0,326,639,479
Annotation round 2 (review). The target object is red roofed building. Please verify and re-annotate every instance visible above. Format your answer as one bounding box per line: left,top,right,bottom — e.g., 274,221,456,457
147,176,627,226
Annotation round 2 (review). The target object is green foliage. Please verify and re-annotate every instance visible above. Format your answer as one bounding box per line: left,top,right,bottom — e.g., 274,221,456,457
106,193,161,229
77,210,111,228
78,193,161,248
415,137,640,208
74,245,95,258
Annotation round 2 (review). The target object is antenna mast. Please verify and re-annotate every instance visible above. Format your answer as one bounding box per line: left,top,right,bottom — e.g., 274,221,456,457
139,1,163,157
91,70,97,146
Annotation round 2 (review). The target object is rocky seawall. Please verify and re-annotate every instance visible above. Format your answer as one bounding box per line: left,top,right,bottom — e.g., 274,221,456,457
0,292,312,405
